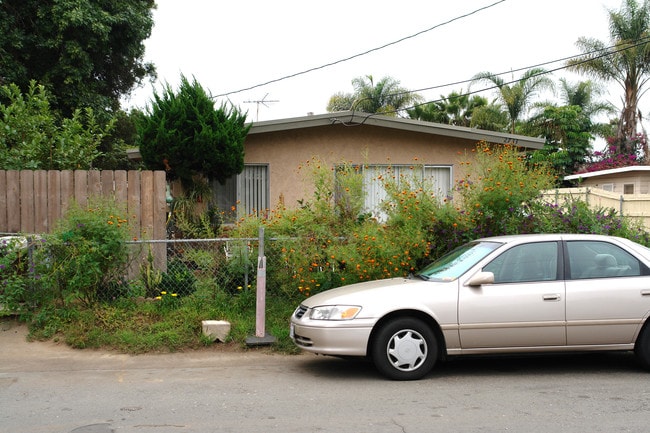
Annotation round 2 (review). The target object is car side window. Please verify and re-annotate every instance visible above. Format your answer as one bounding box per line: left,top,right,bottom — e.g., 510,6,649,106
483,242,558,284
567,241,642,279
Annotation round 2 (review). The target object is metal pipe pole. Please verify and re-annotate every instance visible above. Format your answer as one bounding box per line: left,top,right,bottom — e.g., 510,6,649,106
246,226,276,346
255,226,266,337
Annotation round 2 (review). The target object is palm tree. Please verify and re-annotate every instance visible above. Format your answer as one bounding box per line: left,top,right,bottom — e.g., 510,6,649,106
408,90,488,127
557,78,617,139
469,103,510,132
471,68,554,134
326,75,422,117
567,0,650,153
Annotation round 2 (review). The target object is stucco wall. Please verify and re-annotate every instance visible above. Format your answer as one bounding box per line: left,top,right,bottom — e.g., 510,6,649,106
577,173,650,195
244,123,478,209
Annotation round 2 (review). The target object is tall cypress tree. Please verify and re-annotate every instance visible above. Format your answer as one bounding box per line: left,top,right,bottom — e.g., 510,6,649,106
138,75,250,187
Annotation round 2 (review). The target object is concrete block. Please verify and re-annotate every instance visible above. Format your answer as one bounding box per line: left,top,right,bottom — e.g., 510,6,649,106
202,320,231,342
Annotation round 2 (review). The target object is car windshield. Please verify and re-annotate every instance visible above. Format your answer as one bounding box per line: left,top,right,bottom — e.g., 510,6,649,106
417,241,502,281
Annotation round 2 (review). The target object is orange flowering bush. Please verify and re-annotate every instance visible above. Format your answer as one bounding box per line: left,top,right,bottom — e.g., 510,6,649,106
454,142,556,237
233,160,445,298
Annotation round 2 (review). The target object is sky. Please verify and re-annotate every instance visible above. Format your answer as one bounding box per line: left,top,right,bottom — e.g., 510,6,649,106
124,0,640,128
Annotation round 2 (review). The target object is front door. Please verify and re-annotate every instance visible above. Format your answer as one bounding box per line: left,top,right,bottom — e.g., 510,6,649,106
458,241,566,349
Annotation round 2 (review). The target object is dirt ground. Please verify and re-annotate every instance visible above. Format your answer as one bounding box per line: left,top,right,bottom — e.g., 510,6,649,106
0,318,283,373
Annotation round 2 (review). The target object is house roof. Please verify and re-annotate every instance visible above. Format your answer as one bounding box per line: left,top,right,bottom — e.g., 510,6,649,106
248,111,545,150
564,166,650,180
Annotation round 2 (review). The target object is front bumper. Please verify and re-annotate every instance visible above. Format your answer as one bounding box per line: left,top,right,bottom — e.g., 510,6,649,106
290,316,375,357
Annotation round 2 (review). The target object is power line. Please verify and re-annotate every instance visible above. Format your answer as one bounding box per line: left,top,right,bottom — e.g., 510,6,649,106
213,0,506,98
347,35,650,123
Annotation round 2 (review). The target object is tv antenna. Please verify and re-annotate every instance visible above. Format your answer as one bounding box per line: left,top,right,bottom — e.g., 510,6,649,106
244,93,279,121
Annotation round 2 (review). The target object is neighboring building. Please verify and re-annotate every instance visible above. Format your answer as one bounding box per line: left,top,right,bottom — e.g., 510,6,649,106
214,111,545,219
564,166,650,195
546,167,650,229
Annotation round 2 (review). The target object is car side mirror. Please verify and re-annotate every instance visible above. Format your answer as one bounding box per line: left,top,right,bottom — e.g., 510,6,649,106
465,271,494,286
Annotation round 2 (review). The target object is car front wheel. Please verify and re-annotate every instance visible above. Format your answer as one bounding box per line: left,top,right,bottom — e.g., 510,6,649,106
371,317,437,380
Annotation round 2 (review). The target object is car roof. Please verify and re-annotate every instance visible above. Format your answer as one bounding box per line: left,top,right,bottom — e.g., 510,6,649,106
474,233,630,244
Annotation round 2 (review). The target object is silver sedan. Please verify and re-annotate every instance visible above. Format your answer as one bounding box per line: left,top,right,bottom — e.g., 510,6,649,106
290,234,650,380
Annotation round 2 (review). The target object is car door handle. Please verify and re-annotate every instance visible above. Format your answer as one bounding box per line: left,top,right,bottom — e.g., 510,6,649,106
543,294,561,301
642,290,650,296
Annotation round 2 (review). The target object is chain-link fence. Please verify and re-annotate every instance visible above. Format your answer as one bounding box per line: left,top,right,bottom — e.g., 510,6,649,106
2,231,310,314
4,228,349,312
124,232,306,301
127,237,256,299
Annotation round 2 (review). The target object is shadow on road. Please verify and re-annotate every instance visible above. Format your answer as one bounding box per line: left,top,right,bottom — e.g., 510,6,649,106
299,355,380,379
297,351,643,380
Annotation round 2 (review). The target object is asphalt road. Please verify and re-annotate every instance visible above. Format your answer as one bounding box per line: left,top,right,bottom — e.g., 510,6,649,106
1,319,649,433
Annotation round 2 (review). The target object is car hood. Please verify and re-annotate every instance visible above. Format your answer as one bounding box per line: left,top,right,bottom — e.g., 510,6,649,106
300,277,449,315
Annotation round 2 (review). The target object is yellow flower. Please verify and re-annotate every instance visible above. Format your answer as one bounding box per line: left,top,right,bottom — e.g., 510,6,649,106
161,291,167,295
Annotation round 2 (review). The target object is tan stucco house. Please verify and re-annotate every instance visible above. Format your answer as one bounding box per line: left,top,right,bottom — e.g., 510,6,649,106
214,111,545,218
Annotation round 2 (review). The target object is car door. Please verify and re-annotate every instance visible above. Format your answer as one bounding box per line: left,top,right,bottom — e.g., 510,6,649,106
458,241,566,349
565,240,650,346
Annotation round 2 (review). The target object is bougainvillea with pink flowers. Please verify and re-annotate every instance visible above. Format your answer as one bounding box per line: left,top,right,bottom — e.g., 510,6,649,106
577,134,646,173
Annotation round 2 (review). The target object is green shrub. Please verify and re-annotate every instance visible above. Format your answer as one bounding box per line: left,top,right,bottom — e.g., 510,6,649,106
159,259,197,297
0,236,30,315
38,199,131,306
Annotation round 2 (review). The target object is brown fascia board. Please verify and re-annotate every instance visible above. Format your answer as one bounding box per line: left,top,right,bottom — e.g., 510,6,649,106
248,111,545,150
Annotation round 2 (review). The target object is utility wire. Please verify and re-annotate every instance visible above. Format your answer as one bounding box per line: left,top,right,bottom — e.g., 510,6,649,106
345,35,650,124
213,0,506,98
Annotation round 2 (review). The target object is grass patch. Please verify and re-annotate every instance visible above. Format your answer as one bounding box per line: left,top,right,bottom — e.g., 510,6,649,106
27,286,301,354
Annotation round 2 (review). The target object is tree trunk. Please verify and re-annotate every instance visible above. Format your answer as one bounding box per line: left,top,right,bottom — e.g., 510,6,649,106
617,77,639,155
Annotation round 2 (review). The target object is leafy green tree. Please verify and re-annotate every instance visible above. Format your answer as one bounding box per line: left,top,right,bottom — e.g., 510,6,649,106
471,68,554,133
525,105,593,178
0,0,156,117
138,75,250,187
0,81,109,169
407,90,488,126
326,75,422,116
567,0,650,153
523,79,615,178
326,92,356,112
94,109,144,170
556,78,616,139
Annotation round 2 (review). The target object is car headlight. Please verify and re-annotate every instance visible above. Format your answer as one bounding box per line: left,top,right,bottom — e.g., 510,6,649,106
309,305,361,320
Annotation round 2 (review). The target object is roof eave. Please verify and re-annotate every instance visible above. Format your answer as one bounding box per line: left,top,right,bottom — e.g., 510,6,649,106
564,165,650,180
248,111,545,149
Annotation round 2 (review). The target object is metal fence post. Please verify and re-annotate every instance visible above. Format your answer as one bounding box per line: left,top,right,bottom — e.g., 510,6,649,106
246,226,276,346
620,194,624,216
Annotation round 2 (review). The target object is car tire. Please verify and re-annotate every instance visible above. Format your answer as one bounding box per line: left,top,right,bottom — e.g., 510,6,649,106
635,324,650,370
371,317,437,381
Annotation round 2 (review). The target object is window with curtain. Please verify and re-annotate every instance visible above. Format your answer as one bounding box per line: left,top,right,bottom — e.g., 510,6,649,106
337,164,452,220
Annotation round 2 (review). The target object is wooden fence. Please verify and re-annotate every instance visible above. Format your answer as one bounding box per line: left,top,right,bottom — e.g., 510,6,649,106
0,170,168,240
541,187,650,230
